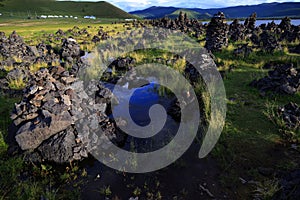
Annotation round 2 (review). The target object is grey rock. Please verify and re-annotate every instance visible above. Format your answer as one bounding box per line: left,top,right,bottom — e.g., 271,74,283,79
15,111,73,150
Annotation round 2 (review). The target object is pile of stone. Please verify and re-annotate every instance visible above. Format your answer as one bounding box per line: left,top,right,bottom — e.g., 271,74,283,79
233,43,252,57
278,102,300,130
250,63,300,95
205,12,229,52
260,30,281,53
108,57,135,71
0,32,61,96
289,43,300,54
244,13,257,33
91,30,109,43
8,65,125,163
0,31,37,63
0,32,60,67
59,38,85,64
150,12,205,37
55,29,66,36
279,24,299,43
97,29,109,40
279,17,292,32
229,19,245,42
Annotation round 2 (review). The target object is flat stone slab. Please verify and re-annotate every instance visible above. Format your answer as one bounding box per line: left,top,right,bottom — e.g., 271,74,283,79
15,111,73,150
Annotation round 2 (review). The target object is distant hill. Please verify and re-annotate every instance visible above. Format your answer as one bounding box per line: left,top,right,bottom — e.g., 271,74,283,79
130,2,300,19
0,0,134,19
166,9,212,20
130,6,178,19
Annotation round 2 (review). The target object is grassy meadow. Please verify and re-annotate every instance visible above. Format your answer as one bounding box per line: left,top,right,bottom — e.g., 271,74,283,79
0,17,300,199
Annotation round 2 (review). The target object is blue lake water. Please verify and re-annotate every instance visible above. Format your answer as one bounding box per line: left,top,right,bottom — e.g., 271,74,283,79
204,19,300,26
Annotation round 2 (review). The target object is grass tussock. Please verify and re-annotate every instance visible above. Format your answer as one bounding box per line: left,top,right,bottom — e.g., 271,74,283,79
7,74,27,90
264,101,300,142
29,62,48,72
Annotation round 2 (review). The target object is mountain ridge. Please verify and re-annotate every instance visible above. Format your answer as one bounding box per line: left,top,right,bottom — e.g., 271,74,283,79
130,2,300,19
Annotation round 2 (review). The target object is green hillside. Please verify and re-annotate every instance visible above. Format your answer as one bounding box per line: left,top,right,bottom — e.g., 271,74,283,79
0,0,134,19
130,2,300,19
167,9,212,19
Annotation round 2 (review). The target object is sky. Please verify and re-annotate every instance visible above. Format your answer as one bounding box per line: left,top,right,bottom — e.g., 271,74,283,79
69,0,300,12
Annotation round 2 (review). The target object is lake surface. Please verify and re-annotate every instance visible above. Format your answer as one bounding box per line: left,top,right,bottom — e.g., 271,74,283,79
204,19,300,26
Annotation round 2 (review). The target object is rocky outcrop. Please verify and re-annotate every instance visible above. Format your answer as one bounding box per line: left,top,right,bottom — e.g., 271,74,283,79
250,64,300,95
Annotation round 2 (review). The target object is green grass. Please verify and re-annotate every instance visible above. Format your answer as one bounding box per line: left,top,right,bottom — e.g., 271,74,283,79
0,0,134,19
0,18,300,199
0,19,130,48
7,74,27,90
167,9,212,19
211,45,300,197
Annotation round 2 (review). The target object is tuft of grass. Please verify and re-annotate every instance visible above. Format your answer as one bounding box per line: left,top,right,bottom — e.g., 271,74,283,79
82,43,96,52
12,56,23,63
194,81,211,123
29,62,48,72
0,131,8,156
172,57,186,73
252,179,281,200
99,185,112,196
7,74,27,90
264,101,300,142
0,157,24,198
51,60,61,67
128,51,147,63
3,65,14,72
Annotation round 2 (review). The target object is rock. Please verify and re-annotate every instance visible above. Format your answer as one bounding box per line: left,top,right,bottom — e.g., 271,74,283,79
233,43,252,57
92,35,100,43
108,57,135,71
37,127,77,163
278,102,300,129
290,44,300,54
272,169,300,200
15,111,73,150
55,29,66,36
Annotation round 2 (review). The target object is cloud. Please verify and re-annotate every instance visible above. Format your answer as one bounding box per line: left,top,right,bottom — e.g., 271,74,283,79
68,0,299,11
